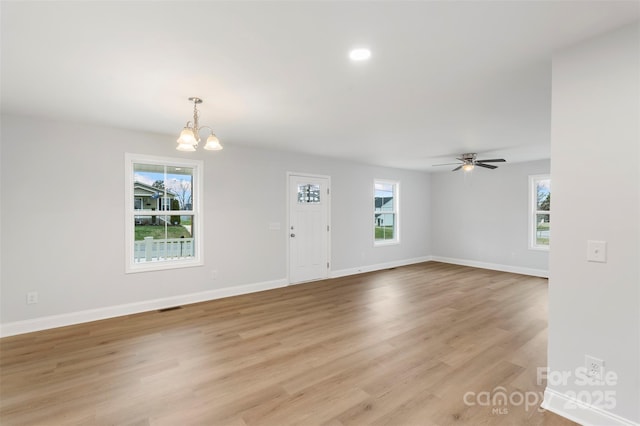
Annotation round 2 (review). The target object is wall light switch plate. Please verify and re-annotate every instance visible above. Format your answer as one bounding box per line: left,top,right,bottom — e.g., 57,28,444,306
587,240,607,263
26,291,39,304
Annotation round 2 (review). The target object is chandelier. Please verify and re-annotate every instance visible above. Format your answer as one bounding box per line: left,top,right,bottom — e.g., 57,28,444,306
176,97,223,151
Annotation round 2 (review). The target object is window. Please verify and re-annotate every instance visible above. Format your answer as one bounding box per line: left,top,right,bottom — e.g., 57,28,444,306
125,153,203,273
159,197,171,211
374,180,399,245
297,184,321,203
529,174,550,250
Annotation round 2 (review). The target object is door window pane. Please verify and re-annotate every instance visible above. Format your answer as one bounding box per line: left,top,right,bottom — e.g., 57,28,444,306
298,184,321,203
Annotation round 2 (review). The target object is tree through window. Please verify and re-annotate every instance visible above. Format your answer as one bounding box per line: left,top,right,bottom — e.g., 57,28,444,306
529,175,551,250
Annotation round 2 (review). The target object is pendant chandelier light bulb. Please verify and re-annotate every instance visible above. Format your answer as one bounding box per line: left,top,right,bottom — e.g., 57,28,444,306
177,127,197,145
175,97,223,152
204,134,223,151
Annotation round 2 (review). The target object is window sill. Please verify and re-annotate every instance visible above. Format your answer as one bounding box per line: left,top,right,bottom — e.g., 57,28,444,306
374,240,400,247
528,245,550,252
125,258,203,274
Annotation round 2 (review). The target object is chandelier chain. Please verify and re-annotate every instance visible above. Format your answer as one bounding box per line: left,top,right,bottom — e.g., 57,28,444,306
192,101,200,142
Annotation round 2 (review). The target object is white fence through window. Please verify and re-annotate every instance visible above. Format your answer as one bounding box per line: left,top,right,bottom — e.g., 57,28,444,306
134,237,195,262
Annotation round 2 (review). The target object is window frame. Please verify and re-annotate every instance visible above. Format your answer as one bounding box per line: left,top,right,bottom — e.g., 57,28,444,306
528,174,551,251
160,197,171,211
124,153,204,273
373,179,400,246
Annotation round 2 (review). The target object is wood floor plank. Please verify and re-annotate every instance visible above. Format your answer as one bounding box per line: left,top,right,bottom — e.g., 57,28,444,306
0,262,576,425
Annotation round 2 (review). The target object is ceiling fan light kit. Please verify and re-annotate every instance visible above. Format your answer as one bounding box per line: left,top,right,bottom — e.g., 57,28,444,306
176,97,223,152
433,153,506,172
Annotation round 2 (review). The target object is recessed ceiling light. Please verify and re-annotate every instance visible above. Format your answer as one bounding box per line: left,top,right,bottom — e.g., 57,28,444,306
349,48,371,61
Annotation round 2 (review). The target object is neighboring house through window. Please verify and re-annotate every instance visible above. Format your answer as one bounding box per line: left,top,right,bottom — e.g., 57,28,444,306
374,180,399,245
125,153,203,272
529,174,551,250
133,182,177,212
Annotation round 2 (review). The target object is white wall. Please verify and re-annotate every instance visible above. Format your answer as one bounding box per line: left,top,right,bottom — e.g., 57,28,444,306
0,114,431,330
545,23,639,425
430,160,550,276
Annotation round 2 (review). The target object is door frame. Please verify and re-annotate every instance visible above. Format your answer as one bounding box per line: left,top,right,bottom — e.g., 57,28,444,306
286,172,332,285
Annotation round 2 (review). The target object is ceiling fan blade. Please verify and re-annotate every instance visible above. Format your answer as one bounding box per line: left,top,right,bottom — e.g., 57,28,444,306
476,158,505,163
476,163,498,169
432,162,461,166
452,165,463,171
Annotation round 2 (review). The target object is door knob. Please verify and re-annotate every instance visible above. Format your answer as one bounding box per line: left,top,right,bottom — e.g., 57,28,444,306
290,233,296,237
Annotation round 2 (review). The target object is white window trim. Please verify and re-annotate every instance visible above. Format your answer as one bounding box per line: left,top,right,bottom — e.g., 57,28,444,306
528,174,550,251
374,179,400,246
124,153,204,273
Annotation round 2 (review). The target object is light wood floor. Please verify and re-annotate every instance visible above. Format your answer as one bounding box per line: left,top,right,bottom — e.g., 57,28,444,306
0,262,575,425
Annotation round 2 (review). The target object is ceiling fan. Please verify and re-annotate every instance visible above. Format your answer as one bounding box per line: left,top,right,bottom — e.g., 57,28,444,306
433,153,506,172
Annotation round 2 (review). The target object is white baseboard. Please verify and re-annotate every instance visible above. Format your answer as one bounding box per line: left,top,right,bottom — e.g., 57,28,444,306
2,256,433,338
0,279,288,338
0,256,433,337
430,256,548,278
542,387,639,426
329,256,432,279
0,255,546,338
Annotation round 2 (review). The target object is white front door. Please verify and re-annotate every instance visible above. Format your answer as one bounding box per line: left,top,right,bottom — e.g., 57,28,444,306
288,174,330,284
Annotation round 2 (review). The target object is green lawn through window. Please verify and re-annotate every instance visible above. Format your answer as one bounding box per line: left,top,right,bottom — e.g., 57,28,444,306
375,226,394,240
135,225,191,240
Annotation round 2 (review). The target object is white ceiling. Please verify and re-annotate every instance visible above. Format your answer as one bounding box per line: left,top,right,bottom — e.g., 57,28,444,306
2,1,638,171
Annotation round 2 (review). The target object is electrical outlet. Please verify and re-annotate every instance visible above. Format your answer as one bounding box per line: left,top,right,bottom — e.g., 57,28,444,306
587,240,607,263
585,355,604,381
211,270,218,280
26,291,39,304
